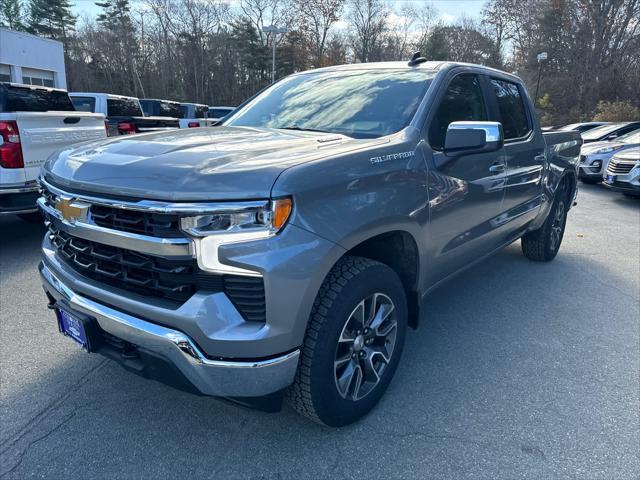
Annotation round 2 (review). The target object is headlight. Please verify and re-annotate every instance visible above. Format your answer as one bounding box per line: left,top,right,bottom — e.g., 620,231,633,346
180,198,292,237
183,198,293,275
593,145,623,154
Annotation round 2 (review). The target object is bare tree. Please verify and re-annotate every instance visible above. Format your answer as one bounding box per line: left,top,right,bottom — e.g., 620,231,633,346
295,0,345,66
348,0,387,62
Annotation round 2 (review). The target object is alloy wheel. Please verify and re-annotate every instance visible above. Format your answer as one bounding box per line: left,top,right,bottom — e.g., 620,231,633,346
550,200,565,251
334,293,398,401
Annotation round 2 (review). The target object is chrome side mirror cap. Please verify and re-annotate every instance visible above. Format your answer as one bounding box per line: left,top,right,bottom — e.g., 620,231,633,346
444,121,504,156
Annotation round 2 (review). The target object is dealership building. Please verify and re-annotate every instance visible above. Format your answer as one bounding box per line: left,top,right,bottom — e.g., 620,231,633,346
0,27,67,89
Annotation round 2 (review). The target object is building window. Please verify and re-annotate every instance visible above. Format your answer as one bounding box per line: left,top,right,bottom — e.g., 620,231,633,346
21,67,55,88
0,64,11,82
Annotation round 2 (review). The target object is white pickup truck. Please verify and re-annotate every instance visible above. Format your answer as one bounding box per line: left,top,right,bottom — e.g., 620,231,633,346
0,83,106,220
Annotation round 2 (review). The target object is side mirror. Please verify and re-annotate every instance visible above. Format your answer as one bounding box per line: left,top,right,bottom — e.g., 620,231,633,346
444,121,504,156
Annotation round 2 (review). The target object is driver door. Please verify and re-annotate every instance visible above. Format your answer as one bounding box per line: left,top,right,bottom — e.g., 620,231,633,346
422,73,507,286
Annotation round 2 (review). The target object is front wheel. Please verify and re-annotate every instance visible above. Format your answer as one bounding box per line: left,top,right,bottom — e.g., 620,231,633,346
287,256,407,426
521,192,568,262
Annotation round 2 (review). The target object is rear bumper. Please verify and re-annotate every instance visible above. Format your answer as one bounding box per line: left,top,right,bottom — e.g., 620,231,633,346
39,262,300,397
0,182,39,214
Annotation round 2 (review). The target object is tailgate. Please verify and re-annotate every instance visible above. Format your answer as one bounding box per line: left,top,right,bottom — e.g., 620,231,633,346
16,111,106,168
133,116,180,132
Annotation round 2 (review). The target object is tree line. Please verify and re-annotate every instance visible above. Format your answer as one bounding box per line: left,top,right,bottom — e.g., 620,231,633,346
1,0,639,124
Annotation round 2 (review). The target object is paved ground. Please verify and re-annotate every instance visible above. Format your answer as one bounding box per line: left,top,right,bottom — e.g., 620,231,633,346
0,184,638,479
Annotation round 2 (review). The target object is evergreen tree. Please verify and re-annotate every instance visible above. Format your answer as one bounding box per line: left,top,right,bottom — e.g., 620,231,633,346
95,0,133,33
27,0,76,40
0,0,24,30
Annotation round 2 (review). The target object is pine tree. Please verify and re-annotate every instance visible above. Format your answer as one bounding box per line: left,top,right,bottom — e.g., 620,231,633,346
27,0,76,40
95,0,133,33
0,0,24,30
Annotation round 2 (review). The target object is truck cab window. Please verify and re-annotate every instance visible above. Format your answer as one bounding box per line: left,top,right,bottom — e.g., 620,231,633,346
490,78,530,140
429,74,486,150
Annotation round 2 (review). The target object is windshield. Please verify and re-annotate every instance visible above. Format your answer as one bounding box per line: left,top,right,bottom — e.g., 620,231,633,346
618,129,640,144
581,123,625,140
225,69,436,138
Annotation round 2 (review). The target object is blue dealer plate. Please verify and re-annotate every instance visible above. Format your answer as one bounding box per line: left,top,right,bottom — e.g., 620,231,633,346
606,175,616,183
56,308,88,349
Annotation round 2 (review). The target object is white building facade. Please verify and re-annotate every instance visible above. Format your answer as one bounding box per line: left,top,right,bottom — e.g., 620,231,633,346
0,27,67,89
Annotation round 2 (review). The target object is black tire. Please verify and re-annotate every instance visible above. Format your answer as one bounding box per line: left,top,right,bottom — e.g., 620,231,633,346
521,187,569,262
17,212,43,224
287,256,407,427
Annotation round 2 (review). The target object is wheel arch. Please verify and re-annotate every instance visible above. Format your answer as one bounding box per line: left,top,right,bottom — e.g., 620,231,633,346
339,229,422,329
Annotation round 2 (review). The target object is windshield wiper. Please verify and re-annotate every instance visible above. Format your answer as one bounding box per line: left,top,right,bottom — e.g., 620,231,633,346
278,126,333,134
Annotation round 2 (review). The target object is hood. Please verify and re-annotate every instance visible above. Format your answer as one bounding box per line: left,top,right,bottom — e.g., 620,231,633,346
613,147,640,162
581,140,623,153
43,126,380,201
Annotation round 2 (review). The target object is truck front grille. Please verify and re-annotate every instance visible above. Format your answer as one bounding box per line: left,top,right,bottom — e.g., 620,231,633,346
42,187,183,238
606,159,637,175
48,225,266,320
42,182,267,321
50,225,210,302
91,205,183,238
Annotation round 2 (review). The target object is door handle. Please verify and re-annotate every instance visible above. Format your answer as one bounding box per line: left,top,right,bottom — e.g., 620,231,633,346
489,163,505,174
534,154,546,162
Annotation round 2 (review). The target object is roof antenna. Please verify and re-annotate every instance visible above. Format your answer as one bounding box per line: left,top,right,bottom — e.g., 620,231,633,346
408,51,427,66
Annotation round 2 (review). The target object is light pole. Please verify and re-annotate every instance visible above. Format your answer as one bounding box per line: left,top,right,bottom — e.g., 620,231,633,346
262,25,288,84
534,51,548,107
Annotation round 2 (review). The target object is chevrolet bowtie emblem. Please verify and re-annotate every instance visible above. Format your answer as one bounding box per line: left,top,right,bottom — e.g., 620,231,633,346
55,196,89,223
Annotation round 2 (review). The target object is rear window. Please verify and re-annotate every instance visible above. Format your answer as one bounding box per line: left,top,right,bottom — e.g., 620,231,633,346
107,98,142,117
70,96,96,112
160,101,181,118
195,105,208,118
490,78,530,140
180,105,189,118
209,108,233,119
2,85,75,112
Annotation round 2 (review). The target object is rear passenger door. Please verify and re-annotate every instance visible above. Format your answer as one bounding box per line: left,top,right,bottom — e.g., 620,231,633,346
486,77,544,230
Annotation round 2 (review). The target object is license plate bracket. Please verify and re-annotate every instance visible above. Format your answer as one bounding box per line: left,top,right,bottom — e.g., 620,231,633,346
55,305,100,352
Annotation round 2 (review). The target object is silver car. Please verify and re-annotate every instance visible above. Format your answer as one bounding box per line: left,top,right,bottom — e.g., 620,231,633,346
602,147,640,197
578,128,640,183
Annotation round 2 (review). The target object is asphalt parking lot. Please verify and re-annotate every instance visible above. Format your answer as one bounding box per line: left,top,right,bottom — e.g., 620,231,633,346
0,184,638,479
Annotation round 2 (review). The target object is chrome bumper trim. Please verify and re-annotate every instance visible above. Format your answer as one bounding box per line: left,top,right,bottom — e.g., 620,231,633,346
40,263,300,397
0,183,39,195
38,197,193,258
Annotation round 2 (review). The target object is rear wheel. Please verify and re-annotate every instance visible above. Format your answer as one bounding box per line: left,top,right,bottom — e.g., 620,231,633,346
287,256,407,426
521,188,568,262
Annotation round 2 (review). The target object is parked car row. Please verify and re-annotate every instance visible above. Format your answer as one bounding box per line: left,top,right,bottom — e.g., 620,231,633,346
0,81,236,218
571,121,640,198
72,93,235,134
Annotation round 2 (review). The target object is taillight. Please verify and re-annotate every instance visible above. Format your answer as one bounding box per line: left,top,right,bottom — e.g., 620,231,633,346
0,120,24,169
188,121,200,128
104,120,111,137
117,122,137,135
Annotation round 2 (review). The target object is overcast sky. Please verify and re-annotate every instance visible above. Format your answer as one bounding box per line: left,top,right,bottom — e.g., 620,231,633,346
71,0,488,25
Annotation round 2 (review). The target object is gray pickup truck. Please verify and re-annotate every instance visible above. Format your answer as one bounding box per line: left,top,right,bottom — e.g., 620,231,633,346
38,60,581,426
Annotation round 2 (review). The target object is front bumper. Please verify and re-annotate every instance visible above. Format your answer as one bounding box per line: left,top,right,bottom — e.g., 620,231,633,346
0,182,39,214
40,262,300,397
